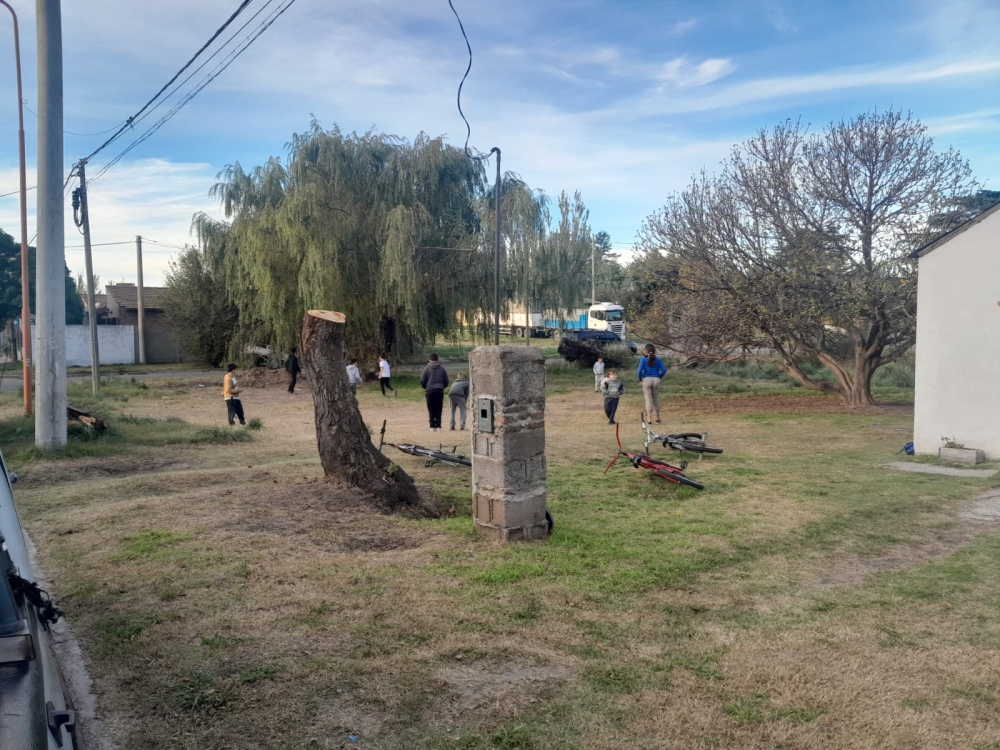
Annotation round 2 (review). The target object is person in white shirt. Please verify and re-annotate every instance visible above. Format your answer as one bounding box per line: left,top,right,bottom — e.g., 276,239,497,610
377,354,397,397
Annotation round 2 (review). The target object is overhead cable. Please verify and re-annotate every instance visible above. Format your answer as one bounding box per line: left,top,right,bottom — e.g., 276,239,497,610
82,0,254,163
90,0,298,184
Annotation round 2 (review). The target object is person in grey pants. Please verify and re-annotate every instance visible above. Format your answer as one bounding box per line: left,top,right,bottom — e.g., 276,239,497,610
449,371,470,430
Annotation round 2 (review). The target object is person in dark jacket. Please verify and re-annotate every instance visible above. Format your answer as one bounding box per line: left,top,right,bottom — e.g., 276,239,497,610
449,371,470,430
419,353,449,431
286,347,302,394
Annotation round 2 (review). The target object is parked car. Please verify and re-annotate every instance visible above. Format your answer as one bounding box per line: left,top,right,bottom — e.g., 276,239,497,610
557,329,637,365
0,450,78,749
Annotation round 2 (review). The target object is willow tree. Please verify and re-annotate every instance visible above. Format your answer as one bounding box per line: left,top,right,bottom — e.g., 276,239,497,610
194,124,492,360
536,190,593,331
636,110,975,406
475,175,549,342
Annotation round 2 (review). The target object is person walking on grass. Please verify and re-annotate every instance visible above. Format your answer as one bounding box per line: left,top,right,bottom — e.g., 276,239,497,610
346,358,362,394
378,354,397,397
637,343,668,423
602,369,624,425
593,355,605,393
223,363,246,426
420,353,449,431
285,347,301,394
449,371,469,431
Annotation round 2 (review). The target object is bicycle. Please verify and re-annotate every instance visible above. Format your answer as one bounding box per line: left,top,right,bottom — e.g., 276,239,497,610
605,423,704,490
377,420,471,468
640,414,723,459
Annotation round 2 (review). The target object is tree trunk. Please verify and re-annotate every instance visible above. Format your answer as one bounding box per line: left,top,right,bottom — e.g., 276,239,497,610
300,310,438,517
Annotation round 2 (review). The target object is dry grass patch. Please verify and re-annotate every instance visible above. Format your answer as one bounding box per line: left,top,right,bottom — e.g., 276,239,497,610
4,368,1000,749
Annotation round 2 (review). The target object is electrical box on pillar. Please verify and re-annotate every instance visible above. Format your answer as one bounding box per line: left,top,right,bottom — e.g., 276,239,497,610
477,398,494,433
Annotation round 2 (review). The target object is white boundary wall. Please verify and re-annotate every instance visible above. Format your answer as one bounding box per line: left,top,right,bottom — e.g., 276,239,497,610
31,325,136,366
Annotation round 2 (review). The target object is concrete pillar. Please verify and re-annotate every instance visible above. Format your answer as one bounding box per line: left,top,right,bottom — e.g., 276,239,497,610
469,345,548,542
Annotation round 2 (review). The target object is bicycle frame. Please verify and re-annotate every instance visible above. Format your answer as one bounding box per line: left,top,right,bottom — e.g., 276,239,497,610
640,414,719,459
605,423,703,489
378,420,471,468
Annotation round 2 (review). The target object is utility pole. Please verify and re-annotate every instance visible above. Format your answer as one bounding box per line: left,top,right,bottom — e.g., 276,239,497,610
491,147,501,346
72,161,99,394
136,235,146,364
591,240,596,304
35,0,66,449
0,0,33,414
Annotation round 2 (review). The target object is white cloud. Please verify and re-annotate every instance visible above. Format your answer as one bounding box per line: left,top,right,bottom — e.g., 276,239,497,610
636,57,1000,116
0,160,220,286
657,57,737,89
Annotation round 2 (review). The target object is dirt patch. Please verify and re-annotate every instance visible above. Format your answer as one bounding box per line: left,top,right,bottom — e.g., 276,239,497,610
437,662,571,714
239,367,303,389
215,480,437,553
677,394,913,417
19,455,191,485
803,488,1000,592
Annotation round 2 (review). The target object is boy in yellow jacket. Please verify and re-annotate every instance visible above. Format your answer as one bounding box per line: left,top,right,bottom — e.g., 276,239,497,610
223,363,246,426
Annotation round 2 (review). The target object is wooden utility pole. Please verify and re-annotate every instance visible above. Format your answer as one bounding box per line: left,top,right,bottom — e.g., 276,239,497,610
136,235,146,364
73,161,99,393
1,0,33,413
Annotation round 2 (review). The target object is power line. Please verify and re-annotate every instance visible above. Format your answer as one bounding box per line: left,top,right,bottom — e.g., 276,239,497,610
20,98,121,137
100,0,282,142
82,0,254,163
89,0,299,184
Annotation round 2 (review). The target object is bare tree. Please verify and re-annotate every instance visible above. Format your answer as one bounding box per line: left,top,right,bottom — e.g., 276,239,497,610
636,110,975,406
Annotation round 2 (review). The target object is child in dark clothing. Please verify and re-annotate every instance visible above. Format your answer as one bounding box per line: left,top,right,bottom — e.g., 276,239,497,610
601,369,624,425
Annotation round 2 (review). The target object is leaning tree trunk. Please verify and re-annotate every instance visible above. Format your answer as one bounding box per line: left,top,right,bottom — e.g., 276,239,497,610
300,310,438,517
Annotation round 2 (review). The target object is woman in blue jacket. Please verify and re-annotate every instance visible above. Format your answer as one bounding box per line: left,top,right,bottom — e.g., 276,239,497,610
637,343,668,423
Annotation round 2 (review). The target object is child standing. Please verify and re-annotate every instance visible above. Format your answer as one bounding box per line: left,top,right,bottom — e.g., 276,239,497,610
601,369,624,425
346,358,362,394
223,363,246,426
593,356,605,392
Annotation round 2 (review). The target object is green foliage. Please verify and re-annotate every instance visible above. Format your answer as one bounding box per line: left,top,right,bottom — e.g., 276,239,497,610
195,125,495,360
163,247,238,366
0,228,84,325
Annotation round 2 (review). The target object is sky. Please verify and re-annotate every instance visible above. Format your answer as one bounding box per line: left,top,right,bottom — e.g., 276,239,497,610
1,0,999,287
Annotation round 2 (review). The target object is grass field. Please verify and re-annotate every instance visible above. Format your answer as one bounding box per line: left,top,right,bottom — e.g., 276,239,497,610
3,362,999,750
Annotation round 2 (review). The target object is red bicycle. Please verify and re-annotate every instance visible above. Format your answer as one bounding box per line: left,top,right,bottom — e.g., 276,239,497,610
604,423,704,490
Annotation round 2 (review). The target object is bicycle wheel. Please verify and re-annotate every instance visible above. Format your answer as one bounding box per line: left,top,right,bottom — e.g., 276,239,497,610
670,432,707,441
422,449,471,467
677,441,723,455
653,469,704,490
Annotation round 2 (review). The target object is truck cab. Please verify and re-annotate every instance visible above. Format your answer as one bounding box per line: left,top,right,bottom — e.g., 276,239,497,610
587,303,626,338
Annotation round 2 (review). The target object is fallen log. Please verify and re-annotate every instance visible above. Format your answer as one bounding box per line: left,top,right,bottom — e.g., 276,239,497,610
67,404,107,432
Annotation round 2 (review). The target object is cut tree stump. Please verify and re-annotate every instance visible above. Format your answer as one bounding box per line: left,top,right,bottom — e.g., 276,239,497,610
300,310,438,517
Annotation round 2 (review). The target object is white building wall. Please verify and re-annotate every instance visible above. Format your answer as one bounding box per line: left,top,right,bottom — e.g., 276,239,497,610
31,325,136,367
913,213,1000,457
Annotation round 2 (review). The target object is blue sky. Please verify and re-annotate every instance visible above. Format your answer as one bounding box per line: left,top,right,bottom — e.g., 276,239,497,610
1,0,999,286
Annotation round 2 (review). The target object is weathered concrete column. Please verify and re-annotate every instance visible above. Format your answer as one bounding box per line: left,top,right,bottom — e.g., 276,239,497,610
469,345,548,542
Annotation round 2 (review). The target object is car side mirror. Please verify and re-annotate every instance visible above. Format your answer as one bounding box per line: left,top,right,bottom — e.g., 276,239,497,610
7,472,17,485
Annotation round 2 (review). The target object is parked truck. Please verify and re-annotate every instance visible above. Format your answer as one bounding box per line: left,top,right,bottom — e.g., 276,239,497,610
499,302,626,339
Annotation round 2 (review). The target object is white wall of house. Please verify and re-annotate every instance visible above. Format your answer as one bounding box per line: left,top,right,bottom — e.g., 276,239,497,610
31,325,136,367
913,209,1000,457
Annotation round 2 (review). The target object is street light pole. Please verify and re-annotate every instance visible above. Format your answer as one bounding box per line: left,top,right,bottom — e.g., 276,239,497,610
491,147,501,346
1,0,33,414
